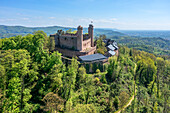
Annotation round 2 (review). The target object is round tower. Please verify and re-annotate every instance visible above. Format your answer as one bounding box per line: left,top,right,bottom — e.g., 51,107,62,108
88,24,94,47
77,25,83,51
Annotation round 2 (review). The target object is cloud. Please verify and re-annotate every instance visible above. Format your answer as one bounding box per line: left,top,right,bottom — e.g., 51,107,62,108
0,17,30,23
95,19,117,24
16,13,22,15
65,18,74,22
110,18,117,21
141,9,162,14
0,19,5,22
49,17,56,19
21,18,29,20
0,18,16,22
78,18,117,24
78,18,93,23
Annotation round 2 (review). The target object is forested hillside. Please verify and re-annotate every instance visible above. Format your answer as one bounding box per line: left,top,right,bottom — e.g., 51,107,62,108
0,25,124,38
120,30,170,40
111,36,170,55
0,31,169,113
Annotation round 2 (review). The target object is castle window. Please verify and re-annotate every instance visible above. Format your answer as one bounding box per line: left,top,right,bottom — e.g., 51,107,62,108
65,37,67,40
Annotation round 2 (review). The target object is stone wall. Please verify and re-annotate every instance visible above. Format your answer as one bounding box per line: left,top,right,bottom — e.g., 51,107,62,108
59,36,77,50
55,46,96,58
53,33,93,52
54,35,59,46
83,38,91,50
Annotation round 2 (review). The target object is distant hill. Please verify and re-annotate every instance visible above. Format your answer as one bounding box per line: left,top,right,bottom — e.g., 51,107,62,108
0,25,125,38
119,30,170,40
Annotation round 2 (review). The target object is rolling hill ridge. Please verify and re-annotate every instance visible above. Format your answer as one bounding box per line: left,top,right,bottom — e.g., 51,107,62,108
0,25,125,38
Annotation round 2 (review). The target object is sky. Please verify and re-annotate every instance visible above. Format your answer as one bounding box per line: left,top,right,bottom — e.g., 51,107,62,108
0,0,170,30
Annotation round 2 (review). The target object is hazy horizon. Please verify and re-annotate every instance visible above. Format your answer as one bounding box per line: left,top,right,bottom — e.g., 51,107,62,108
1,24,170,31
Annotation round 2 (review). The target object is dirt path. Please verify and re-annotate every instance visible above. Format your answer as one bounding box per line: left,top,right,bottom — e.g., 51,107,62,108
116,94,134,113
115,63,137,113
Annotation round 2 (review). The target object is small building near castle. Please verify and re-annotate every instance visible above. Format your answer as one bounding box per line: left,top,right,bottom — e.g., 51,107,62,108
50,24,96,58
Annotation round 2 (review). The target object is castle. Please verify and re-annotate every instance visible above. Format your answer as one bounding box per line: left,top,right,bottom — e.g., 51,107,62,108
50,24,118,73
50,24,96,57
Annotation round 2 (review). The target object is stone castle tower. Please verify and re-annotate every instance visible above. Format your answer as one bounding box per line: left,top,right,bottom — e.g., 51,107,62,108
77,25,83,51
77,24,94,51
88,24,94,47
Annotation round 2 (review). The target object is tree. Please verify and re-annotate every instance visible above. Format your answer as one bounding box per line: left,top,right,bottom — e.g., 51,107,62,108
96,36,107,55
76,66,86,90
4,77,21,112
156,57,165,98
119,91,129,108
0,50,38,112
0,65,6,111
43,92,64,112
70,104,97,113
65,99,73,112
62,58,79,100
107,56,119,82
66,29,72,33
114,96,119,110
136,58,157,87
129,48,133,56
49,36,55,51
33,30,49,49
47,54,64,92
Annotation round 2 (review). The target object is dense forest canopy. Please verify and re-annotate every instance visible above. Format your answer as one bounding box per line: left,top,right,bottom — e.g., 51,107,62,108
0,31,169,113
111,36,170,55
